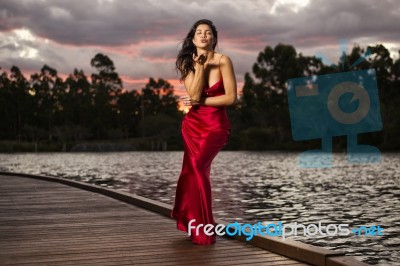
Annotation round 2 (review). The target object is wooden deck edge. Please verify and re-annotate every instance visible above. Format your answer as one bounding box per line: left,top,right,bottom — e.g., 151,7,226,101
225,233,368,266
0,172,370,266
326,256,371,266
0,171,172,217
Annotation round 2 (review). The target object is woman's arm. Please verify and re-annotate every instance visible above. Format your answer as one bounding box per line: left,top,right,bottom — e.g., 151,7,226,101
183,54,207,102
201,55,237,106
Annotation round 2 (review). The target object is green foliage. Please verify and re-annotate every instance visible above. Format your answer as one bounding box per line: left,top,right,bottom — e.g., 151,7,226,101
0,53,183,151
240,43,400,150
239,127,275,150
0,43,399,151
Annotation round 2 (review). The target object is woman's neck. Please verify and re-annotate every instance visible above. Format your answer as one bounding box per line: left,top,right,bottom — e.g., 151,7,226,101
196,47,213,55
196,48,215,63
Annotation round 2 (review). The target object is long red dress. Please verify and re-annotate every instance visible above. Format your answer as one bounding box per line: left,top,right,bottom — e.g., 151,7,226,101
171,77,230,245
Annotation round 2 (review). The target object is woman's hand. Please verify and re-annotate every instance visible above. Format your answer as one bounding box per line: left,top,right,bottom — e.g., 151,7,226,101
193,52,207,65
181,95,201,106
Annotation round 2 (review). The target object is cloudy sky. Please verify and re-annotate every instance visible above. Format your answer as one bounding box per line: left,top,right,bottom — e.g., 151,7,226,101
0,0,399,95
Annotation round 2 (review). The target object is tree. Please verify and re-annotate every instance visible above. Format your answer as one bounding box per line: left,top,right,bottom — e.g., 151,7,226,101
90,53,123,139
0,68,12,139
116,89,141,138
241,44,322,144
138,113,179,143
141,78,179,116
8,66,32,141
367,45,399,148
30,65,64,140
239,43,400,150
62,69,93,135
139,78,180,137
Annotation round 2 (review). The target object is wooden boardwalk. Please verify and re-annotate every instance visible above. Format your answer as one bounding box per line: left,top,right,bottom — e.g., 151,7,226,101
0,173,369,266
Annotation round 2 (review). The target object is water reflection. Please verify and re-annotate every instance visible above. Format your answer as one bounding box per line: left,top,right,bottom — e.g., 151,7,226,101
0,151,399,265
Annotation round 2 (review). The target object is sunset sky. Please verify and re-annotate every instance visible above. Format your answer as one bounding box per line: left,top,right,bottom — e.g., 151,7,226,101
1,0,399,96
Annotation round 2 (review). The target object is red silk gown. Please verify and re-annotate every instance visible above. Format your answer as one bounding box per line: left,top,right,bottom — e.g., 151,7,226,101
171,77,230,245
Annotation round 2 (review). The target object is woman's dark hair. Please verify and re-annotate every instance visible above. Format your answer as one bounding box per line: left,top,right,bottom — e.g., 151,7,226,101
176,19,218,81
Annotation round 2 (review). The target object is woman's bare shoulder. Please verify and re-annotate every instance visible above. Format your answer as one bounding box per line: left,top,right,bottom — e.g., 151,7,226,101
216,53,232,66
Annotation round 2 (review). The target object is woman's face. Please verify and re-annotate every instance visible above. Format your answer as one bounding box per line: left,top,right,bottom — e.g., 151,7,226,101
192,24,214,50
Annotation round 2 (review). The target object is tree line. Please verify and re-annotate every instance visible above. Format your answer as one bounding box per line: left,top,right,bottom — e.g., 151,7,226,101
0,43,399,151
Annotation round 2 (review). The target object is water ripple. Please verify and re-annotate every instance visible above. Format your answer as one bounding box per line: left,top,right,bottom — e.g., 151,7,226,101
0,151,399,265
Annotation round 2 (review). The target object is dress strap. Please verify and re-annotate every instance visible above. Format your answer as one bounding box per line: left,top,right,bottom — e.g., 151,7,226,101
218,54,224,79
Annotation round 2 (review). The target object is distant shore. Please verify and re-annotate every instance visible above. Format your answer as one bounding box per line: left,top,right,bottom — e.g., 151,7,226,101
1,138,398,153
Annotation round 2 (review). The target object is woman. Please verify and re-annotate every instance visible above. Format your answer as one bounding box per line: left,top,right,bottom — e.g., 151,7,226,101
171,19,237,245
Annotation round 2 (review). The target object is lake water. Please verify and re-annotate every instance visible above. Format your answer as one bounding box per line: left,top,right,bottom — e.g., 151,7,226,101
0,151,399,265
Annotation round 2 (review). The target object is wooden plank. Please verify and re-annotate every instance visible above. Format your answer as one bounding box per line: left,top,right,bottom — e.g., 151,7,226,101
0,173,369,266
0,174,366,266
326,256,372,266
